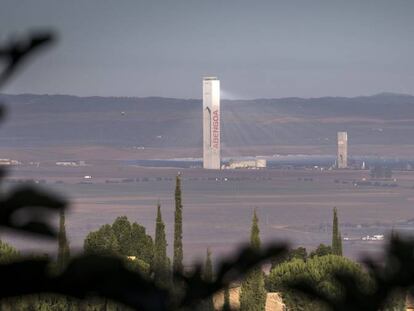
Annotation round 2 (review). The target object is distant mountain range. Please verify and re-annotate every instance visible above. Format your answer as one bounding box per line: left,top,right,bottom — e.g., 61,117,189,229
1,93,414,149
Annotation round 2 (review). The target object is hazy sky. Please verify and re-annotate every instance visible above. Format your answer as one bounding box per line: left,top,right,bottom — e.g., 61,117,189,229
1,0,414,99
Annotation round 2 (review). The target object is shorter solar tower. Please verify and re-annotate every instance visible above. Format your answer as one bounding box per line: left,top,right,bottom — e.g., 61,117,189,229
337,131,348,169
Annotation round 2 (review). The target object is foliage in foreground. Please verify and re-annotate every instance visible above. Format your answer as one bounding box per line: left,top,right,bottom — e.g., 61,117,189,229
153,203,170,286
286,236,413,311
267,255,371,311
239,210,266,311
0,31,413,311
173,174,184,274
84,216,153,274
198,249,215,311
331,207,342,256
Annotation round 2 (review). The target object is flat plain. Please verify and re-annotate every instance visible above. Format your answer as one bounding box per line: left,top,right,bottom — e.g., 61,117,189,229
4,164,414,264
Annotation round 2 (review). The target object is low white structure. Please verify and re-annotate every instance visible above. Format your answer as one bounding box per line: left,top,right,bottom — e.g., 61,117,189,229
0,159,21,166
225,159,267,169
256,159,267,168
362,234,384,241
56,160,86,167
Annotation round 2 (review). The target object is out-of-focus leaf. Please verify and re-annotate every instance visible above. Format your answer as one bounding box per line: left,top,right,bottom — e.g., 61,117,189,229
287,236,414,311
176,243,288,308
0,259,51,297
0,244,288,311
0,186,67,237
0,32,56,87
55,255,170,311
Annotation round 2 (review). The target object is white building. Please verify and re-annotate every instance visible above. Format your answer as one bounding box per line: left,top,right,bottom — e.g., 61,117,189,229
362,235,384,241
203,77,221,169
56,160,86,167
225,159,267,169
337,132,348,169
256,159,267,168
0,158,20,166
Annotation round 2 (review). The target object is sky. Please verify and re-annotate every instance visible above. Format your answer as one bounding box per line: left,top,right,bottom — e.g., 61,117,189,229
1,0,414,99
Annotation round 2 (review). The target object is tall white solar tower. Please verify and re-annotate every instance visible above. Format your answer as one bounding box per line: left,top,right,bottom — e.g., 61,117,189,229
203,77,221,169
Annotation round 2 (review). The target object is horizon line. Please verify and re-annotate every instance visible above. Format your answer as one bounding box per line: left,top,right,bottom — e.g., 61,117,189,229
1,91,413,102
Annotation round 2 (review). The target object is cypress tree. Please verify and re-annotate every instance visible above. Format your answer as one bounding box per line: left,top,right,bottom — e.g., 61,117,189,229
57,209,70,271
332,207,338,254
56,210,71,311
204,248,213,283
338,232,343,256
250,209,261,250
332,207,342,256
239,209,267,311
153,202,169,285
200,248,215,311
173,174,183,273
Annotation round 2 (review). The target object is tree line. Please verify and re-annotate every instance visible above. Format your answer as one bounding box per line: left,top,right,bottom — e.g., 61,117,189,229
0,172,370,311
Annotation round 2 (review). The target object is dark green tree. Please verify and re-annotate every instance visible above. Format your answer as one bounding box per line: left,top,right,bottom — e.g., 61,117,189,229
112,216,133,255
199,248,215,311
309,244,333,258
84,224,120,256
338,231,343,256
331,207,342,256
173,174,183,273
239,209,267,311
57,210,70,272
288,247,308,261
56,210,71,310
153,202,169,285
204,248,213,282
129,222,154,264
267,255,371,311
271,246,308,269
83,216,153,268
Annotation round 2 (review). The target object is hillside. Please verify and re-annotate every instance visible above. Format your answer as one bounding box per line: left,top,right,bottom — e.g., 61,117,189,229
0,93,414,156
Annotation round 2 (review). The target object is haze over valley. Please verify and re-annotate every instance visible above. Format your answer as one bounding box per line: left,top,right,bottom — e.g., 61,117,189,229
2,92,414,261
1,92,414,162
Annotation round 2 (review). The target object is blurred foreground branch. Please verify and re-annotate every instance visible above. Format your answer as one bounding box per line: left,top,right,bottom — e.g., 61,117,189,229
0,31,56,88
288,236,414,311
0,245,288,311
